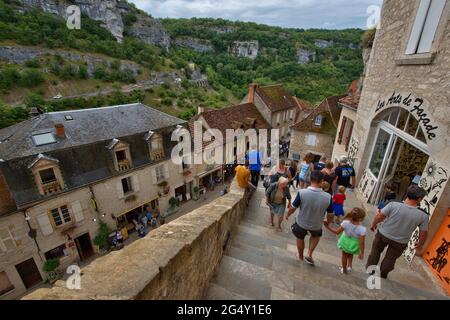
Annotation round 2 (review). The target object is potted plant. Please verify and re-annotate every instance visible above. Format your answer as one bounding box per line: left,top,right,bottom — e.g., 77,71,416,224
192,186,199,200
43,258,61,284
164,196,180,217
169,196,179,208
93,222,112,254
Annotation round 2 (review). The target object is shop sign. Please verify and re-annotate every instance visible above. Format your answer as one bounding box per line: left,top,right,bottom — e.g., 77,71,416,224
375,91,441,142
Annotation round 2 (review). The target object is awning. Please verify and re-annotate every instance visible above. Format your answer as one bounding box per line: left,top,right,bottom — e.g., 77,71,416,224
114,198,159,218
197,166,222,179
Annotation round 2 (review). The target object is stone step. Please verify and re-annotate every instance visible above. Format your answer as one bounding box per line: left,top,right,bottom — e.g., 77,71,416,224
210,255,290,300
237,218,439,293
206,283,252,300
230,228,432,300
212,255,350,300
269,244,445,300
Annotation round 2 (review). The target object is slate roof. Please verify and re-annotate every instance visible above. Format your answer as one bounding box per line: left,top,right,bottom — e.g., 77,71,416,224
0,103,185,209
0,103,185,161
291,95,346,135
256,85,297,112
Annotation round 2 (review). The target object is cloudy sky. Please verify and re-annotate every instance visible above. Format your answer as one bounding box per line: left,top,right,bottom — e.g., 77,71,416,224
129,0,384,29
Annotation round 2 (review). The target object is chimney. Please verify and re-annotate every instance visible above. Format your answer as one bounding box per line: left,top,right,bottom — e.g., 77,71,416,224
248,83,258,104
55,124,65,138
198,106,205,115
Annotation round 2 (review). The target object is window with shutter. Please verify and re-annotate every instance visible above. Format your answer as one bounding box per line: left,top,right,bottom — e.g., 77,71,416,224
50,205,72,227
121,177,133,195
406,0,446,54
37,213,54,236
0,228,16,252
132,176,140,193
71,201,84,222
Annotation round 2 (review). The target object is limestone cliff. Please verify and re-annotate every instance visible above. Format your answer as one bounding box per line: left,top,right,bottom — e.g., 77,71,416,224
17,0,170,48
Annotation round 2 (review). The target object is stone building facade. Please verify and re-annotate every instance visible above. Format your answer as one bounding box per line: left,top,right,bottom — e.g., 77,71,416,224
188,103,271,191
339,0,450,291
289,95,345,162
0,103,188,299
242,84,299,142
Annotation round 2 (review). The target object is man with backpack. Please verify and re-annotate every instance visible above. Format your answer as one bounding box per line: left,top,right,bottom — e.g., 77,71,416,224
264,159,292,189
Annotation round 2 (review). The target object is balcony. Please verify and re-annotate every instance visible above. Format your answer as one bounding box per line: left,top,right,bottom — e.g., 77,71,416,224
42,181,62,195
117,159,131,171
152,149,165,161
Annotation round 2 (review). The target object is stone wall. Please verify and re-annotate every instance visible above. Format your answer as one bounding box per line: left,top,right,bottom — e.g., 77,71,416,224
351,0,450,253
289,130,334,161
22,180,246,300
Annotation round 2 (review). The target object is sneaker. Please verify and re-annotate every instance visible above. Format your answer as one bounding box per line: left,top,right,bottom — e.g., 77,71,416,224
347,267,352,273
339,267,346,274
305,256,315,266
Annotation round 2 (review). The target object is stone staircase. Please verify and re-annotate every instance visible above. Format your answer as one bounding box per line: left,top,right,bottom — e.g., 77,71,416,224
206,185,448,300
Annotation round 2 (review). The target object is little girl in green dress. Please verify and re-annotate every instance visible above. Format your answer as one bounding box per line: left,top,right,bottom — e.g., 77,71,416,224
324,207,367,274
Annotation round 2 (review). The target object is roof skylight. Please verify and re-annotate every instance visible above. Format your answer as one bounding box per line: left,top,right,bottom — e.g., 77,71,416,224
32,133,57,146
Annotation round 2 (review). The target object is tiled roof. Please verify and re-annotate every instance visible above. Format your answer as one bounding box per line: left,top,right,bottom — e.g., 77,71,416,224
188,103,271,151
293,96,314,122
339,94,361,110
291,94,346,134
256,85,297,112
339,79,362,110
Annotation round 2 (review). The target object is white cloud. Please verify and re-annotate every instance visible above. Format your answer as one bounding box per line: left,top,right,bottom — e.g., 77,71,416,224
129,0,384,29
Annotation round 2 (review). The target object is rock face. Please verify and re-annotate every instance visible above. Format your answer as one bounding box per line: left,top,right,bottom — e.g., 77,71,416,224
230,41,259,60
17,0,171,48
19,0,125,42
174,37,213,53
297,48,316,64
314,39,334,49
0,45,142,77
127,15,171,49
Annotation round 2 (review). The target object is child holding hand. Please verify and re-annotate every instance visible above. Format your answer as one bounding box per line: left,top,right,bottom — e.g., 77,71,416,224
324,207,366,274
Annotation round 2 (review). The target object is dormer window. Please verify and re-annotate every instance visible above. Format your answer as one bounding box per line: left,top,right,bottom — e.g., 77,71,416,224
28,154,64,196
148,133,164,161
314,115,323,127
108,139,132,172
39,168,57,185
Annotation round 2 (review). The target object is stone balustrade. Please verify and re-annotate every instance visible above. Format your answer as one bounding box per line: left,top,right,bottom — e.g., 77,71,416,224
22,180,246,300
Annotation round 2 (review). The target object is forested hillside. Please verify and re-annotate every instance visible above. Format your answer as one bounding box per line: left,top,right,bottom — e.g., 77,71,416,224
0,0,366,129
163,18,365,103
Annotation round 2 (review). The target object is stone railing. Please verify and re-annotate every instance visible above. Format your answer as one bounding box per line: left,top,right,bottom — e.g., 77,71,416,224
22,180,246,300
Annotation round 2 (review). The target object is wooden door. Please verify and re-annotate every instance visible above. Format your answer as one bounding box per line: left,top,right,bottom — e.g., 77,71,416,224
15,258,43,289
